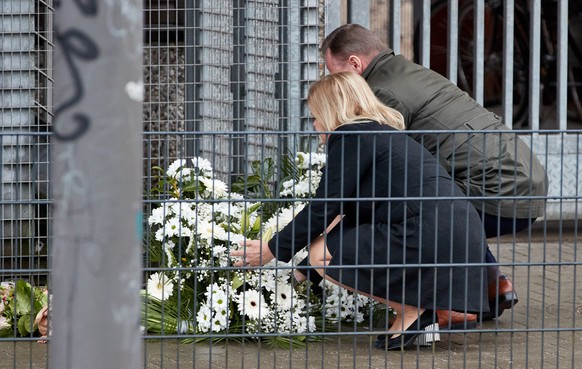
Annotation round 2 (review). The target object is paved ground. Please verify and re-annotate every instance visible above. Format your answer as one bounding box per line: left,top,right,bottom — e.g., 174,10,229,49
1,221,580,368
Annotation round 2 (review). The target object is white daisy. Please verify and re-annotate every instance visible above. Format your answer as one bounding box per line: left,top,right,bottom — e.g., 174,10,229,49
236,290,269,320
162,216,183,239
146,272,174,301
206,288,228,309
273,283,295,311
213,306,229,327
196,304,212,333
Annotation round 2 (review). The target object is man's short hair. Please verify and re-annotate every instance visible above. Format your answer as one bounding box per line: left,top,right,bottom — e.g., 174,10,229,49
321,24,387,60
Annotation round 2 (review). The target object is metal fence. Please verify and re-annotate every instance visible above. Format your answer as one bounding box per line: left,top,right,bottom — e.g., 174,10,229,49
0,0,581,368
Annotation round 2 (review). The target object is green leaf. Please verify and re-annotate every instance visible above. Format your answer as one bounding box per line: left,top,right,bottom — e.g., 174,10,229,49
231,274,244,290
0,325,14,338
240,211,250,233
14,280,33,316
17,314,32,336
261,228,273,242
251,215,262,233
247,202,262,214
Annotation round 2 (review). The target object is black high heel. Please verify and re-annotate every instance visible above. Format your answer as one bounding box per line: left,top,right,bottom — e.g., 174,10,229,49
374,310,439,350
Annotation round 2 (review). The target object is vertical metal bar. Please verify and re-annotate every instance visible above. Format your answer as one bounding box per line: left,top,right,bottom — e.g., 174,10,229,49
502,0,514,128
420,0,431,67
287,1,302,131
447,0,458,84
278,0,289,132
347,0,370,28
473,0,484,105
529,0,541,130
185,0,201,159
50,1,143,368
556,0,568,130
390,0,401,54
232,0,246,177
1,0,36,272
325,0,342,37
46,0,55,125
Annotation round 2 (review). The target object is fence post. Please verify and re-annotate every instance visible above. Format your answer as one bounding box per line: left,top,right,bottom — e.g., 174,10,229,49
50,1,143,368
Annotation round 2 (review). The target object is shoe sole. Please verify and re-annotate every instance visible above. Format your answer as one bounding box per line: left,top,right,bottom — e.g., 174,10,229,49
480,291,519,321
374,323,441,350
444,320,478,330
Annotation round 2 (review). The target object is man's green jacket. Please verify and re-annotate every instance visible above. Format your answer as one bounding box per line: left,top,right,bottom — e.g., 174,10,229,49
362,49,548,219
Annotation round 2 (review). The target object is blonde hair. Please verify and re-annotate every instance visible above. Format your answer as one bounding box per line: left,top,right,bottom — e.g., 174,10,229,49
307,72,405,132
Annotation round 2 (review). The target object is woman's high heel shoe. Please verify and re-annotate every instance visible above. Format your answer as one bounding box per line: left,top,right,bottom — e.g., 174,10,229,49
374,309,439,350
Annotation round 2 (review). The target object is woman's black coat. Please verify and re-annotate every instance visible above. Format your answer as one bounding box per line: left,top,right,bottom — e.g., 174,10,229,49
268,121,489,314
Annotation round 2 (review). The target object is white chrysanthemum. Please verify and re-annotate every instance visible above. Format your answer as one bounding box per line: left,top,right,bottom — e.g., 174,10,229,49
169,202,194,220
174,167,193,182
148,204,172,225
146,272,174,301
196,304,212,333
296,152,327,169
212,202,241,219
191,157,213,173
194,203,213,222
166,159,187,177
229,192,244,200
155,228,165,242
237,290,269,320
194,220,221,241
273,283,295,311
199,177,228,198
263,204,305,234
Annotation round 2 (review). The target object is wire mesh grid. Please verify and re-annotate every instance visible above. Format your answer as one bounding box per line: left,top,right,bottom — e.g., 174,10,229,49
1,0,581,368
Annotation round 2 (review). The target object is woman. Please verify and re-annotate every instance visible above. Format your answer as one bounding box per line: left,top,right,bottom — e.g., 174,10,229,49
232,72,489,350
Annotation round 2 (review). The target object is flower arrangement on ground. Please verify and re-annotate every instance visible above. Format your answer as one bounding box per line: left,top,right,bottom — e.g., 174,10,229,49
143,152,383,347
0,280,48,339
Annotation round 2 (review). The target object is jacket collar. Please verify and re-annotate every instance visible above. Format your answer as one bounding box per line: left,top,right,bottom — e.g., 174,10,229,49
361,49,395,79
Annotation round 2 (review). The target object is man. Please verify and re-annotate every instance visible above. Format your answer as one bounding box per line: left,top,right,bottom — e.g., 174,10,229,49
321,24,548,328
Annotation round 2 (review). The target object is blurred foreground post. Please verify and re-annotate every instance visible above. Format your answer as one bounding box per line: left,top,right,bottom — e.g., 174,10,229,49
50,1,143,368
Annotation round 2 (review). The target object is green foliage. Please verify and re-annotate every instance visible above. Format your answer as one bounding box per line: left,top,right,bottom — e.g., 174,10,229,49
0,280,48,338
230,152,302,215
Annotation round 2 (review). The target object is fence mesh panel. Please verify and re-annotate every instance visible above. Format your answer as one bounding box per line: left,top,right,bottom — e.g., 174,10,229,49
0,1,581,368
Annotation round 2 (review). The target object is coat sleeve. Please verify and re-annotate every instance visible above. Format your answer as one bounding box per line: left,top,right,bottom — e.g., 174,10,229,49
267,133,375,262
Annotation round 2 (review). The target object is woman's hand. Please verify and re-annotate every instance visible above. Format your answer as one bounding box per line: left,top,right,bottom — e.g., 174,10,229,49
230,239,275,267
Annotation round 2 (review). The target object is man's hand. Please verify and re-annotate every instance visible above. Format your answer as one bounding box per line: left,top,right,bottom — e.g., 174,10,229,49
230,239,275,267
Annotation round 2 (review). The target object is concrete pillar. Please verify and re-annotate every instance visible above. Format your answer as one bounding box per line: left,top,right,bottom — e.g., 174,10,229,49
50,1,144,368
